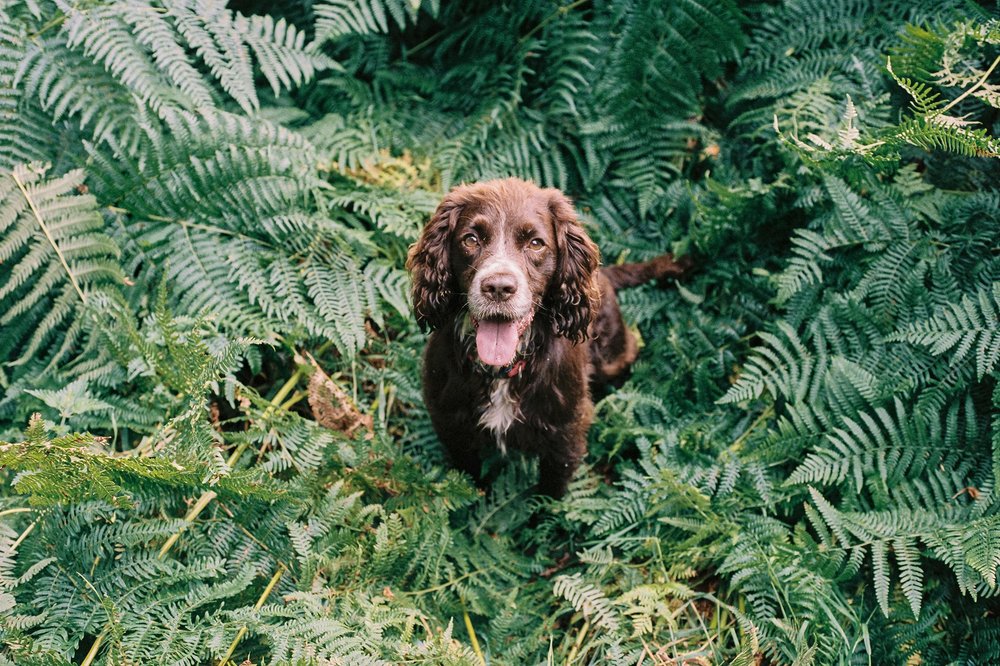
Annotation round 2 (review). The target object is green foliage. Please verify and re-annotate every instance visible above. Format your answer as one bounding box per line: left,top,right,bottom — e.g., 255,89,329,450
2,0,1000,664
0,164,121,380
891,283,1000,379
0,414,279,508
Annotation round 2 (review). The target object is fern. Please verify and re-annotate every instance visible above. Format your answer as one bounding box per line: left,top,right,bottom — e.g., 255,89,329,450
553,573,622,633
0,24,57,171
891,283,1000,380
720,321,824,405
3,1,1000,663
313,0,432,43
62,0,330,114
0,164,122,375
87,106,378,354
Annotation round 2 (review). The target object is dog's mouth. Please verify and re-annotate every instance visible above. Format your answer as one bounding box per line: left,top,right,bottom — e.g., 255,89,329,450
471,314,533,367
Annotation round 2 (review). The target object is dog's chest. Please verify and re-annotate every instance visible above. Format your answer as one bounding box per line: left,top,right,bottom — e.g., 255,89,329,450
478,379,521,454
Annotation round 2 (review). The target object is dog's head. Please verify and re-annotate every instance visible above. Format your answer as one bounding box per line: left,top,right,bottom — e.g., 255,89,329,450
406,178,601,365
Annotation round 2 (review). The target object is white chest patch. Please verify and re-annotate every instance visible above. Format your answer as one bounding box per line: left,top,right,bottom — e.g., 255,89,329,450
478,380,521,455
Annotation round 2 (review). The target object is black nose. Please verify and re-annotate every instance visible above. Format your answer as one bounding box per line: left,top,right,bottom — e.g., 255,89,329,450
481,273,517,301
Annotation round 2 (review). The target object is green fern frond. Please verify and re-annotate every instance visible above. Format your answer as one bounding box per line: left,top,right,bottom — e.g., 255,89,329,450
871,539,891,616
851,239,929,323
364,261,411,320
86,107,382,353
63,5,192,113
787,398,962,494
313,0,429,43
893,537,924,618
0,24,60,171
775,229,834,303
890,284,1000,379
886,58,945,116
893,117,1000,158
306,114,383,171
238,13,338,98
720,321,823,405
0,163,122,372
304,250,373,355
553,573,622,634
0,414,281,508
15,35,149,154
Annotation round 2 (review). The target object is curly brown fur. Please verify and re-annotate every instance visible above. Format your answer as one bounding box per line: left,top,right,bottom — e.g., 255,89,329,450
407,178,687,498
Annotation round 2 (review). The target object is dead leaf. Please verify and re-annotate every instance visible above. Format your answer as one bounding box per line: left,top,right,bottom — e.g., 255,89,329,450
305,354,373,438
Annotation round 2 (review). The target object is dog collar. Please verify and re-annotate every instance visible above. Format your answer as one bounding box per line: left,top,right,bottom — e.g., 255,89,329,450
470,355,527,378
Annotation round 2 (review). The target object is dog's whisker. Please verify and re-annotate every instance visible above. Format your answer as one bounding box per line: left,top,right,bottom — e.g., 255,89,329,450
530,298,551,313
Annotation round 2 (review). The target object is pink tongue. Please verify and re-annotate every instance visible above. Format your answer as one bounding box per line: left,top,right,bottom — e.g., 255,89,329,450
475,320,520,366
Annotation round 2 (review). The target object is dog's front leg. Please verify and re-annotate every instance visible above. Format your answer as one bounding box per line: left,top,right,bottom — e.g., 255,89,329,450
535,431,587,498
440,428,488,485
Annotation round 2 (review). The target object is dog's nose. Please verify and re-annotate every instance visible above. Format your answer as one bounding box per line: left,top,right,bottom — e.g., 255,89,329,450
481,273,517,301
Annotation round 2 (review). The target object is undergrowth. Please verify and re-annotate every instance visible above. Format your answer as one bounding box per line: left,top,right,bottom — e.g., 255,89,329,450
1,0,1000,663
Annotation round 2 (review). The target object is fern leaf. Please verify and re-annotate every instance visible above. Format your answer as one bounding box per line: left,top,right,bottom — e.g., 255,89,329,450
0,23,58,170
313,0,426,43
0,164,122,370
553,573,621,633
893,537,923,619
236,13,337,98
304,253,371,355
775,229,832,303
720,321,821,405
808,487,852,548
788,399,937,493
890,283,1000,379
958,516,1000,589
871,539,891,617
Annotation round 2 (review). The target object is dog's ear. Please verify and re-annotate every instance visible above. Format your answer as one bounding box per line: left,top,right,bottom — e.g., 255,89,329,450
546,189,600,342
406,191,464,330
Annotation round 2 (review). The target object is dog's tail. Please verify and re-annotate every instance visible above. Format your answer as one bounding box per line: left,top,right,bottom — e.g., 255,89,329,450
600,253,691,290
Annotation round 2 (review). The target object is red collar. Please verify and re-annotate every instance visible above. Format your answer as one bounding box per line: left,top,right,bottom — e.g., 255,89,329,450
468,354,527,379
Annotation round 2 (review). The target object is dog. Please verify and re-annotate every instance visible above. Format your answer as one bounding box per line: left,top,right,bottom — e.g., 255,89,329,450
406,178,687,497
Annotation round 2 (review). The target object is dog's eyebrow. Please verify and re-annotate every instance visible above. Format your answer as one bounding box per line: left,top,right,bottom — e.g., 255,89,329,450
513,224,540,241
473,219,497,237
463,214,489,230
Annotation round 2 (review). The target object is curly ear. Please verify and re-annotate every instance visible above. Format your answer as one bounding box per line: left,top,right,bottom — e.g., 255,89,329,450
406,194,463,330
546,189,601,342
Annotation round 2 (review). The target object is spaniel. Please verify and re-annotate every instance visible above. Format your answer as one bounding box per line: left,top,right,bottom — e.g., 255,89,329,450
407,178,686,497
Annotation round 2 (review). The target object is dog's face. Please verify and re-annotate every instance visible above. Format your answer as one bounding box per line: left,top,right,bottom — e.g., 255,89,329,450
453,186,557,319
450,185,559,365
407,178,601,365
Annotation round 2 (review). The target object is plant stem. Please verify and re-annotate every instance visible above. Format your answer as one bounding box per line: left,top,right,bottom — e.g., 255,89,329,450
80,629,108,666
228,365,307,466
11,520,36,549
156,490,218,560
728,405,775,455
939,54,1000,115
565,619,590,664
218,565,285,666
462,602,487,666
76,367,296,666
10,170,86,303
0,507,34,518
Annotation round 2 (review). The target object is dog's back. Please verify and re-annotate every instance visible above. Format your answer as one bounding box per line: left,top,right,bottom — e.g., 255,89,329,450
589,256,690,384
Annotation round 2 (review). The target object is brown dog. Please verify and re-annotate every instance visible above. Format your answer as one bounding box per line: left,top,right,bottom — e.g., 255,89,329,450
407,178,686,497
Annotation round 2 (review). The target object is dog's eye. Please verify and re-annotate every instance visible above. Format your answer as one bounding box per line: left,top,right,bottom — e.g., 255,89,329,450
528,238,546,251
461,233,479,248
